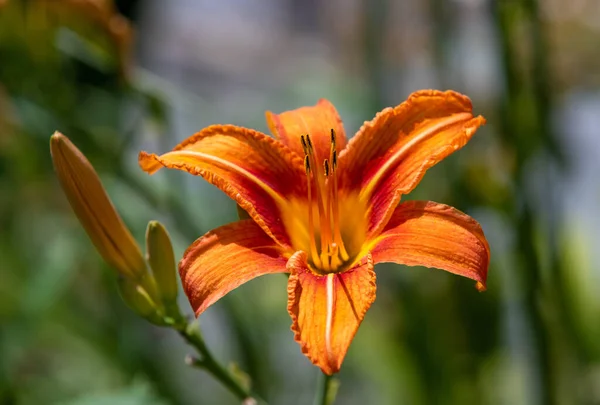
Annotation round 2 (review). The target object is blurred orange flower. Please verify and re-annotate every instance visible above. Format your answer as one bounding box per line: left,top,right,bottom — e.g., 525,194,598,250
139,90,490,375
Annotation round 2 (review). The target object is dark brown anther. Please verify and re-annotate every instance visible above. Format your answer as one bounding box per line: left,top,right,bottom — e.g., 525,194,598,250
304,155,311,175
324,159,330,177
305,134,313,150
300,135,308,155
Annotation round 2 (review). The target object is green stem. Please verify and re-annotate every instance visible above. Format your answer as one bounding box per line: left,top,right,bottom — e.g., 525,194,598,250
314,372,338,405
175,320,267,405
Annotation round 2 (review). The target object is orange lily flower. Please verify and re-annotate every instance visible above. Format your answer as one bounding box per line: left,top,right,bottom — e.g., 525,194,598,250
139,90,490,375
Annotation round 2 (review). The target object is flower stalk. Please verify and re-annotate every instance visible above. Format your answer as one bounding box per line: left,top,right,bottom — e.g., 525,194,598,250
176,320,265,405
314,372,338,405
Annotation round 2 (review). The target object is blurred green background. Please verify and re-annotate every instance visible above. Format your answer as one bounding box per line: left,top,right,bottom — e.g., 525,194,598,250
1,0,599,404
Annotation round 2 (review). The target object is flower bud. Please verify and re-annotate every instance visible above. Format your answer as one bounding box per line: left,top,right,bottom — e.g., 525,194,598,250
50,132,146,279
117,276,164,325
146,221,178,304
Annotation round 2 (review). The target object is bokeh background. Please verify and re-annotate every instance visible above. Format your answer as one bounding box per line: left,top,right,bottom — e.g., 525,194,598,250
1,0,599,404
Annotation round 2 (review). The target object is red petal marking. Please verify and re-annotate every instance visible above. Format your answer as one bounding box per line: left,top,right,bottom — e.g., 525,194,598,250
370,201,490,290
286,251,376,375
139,125,306,248
179,220,288,316
337,90,485,238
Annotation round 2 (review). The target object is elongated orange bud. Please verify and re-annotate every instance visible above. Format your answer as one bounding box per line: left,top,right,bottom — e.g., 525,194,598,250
50,131,146,279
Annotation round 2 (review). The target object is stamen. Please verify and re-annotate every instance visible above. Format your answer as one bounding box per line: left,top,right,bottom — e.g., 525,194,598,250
304,154,310,174
305,134,331,269
329,130,349,262
300,135,308,155
304,155,322,268
305,134,314,154
329,129,336,161
321,159,332,269
299,131,352,272
331,163,350,262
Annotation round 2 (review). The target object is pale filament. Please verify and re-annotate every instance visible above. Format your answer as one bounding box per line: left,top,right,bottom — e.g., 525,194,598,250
302,131,350,272
329,131,349,262
304,155,322,269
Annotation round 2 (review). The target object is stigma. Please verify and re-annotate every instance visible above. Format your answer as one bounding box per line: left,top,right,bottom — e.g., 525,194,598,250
302,130,350,273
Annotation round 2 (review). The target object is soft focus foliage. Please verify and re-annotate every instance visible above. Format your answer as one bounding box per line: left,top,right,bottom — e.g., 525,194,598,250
1,0,599,404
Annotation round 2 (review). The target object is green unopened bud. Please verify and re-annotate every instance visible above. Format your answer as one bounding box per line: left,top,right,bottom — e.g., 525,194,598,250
50,132,146,279
117,276,165,325
145,221,178,306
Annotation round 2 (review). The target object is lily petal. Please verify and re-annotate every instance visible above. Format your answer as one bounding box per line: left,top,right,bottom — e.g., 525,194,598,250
266,99,347,162
370,201,489,291
287,251,376,375
139,125,306,248
180,220,288,316
338,90,485,237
